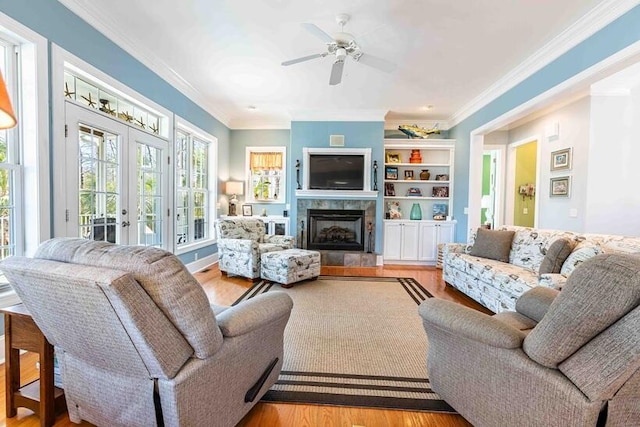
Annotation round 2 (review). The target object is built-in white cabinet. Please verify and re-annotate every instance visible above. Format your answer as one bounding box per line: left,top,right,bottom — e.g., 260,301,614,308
263,216,290,235
418,222,455,262
383,220,456,264
383,221,420,261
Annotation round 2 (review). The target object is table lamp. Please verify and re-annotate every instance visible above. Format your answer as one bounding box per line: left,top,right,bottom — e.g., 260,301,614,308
225,181,243,216
0,71,17,129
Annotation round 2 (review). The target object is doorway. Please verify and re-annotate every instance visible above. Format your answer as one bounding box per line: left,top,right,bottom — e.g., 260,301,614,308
62,102,169,247
507,139,538,227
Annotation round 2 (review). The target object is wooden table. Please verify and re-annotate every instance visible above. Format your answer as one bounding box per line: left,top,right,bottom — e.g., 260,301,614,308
2,303,65,427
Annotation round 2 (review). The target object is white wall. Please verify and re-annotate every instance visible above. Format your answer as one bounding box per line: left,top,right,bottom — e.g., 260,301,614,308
507,96,591,231
586,91,640,235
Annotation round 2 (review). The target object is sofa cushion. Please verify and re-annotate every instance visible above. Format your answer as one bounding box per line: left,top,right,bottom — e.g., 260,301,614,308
539,238,576,275
468,228,515,263
560,245,602,276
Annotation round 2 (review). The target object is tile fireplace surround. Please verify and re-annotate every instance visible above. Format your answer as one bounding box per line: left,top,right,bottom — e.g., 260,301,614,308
296,199,377,266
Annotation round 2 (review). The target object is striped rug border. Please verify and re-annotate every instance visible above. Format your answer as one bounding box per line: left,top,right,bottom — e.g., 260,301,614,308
232,275,433,306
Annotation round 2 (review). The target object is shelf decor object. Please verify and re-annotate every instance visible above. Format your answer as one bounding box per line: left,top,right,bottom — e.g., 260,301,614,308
410,203,422,220
409,149,422,163
420,169,430,180
406,187,422,196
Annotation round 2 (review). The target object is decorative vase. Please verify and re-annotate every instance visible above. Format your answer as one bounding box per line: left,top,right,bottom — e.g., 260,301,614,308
420,169,430,180
410,203,422,220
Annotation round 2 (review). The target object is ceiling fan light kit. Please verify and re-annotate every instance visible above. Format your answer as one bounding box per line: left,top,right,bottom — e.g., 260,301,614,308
282,13,395,85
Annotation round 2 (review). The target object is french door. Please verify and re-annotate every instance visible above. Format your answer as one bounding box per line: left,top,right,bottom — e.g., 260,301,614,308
63,102,169,248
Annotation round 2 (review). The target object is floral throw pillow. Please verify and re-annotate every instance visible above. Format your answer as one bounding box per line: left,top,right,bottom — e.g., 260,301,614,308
560,245,602,277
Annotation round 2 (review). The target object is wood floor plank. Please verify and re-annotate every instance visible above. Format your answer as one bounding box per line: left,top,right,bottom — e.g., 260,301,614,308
1,263,476,426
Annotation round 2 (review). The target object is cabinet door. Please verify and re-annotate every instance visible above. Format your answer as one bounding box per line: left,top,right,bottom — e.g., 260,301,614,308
383,222,404,260
401,222,420,260
437,223,455,245
418,223,438,261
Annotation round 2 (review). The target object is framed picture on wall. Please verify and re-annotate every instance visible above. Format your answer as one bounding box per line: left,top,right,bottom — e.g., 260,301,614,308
550,176,571,197
242,204,253,216
551,148,572,171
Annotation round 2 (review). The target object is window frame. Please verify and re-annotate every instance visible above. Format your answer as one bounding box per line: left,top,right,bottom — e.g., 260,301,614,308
174,116,217,254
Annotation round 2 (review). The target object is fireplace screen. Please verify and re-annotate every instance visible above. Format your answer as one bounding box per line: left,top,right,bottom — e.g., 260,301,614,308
307,209,365,251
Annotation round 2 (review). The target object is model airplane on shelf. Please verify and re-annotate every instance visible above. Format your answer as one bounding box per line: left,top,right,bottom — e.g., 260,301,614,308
398,124,440,138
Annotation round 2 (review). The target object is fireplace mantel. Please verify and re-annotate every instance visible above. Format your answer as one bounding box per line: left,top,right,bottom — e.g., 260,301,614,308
295,189,378,198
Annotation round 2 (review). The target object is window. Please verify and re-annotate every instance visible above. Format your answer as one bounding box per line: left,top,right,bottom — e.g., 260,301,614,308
0,40,21,263
245,146,286,203
175,124,216,249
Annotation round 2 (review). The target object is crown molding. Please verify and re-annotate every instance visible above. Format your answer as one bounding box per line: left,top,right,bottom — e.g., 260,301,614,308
58,0,232,127
290,109,387,122
383,119,450,131
449,0,640,128
228,117,292,130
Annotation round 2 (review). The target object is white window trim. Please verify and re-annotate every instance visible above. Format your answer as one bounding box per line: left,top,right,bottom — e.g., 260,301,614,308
245,146,287,204
174,115,218,255
0,11,50,257
51,44,174,239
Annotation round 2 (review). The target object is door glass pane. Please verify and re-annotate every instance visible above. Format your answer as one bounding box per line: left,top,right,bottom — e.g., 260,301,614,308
137,143,163,247
78,125,119,243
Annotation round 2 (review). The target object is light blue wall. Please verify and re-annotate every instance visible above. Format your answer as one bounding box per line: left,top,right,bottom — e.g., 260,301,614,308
0,0,231,264
290,121,384,252
449,5,640,242
229,129,291,216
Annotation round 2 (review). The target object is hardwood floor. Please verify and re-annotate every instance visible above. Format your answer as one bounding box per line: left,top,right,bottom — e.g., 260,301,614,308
0,264,484,427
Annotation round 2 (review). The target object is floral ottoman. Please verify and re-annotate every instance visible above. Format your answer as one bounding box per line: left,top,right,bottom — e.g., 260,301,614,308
260,249,321,287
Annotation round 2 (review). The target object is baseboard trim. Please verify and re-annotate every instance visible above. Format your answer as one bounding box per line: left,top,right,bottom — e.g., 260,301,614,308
186,253,219,273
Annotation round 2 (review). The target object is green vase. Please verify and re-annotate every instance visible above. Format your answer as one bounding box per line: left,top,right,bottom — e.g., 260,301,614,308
410,203,422,220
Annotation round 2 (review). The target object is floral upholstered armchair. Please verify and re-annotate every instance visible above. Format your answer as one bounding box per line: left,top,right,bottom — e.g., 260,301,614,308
216,218,295,279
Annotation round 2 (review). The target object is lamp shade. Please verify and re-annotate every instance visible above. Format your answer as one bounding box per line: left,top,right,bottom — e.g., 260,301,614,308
225,181,244,196
0,72,16,129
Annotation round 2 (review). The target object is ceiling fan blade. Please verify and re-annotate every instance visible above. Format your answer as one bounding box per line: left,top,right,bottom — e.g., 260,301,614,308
356,53,396,73
281,53,324,66
301,23,334,43
329,60,345,86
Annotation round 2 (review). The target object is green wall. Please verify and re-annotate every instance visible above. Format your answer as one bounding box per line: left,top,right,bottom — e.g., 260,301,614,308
514,142,537,227
480,154,491,224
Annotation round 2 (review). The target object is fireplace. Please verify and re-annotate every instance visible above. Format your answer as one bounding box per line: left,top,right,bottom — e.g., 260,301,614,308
307,209,365,251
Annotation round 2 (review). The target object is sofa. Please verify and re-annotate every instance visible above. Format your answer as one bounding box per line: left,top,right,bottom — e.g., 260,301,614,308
442,225,640,313
216,218,295,279
420,252,640,426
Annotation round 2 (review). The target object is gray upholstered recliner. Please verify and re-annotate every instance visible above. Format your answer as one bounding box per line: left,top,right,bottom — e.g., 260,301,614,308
216,218,295,279
419,253,640,427
0,238,293,427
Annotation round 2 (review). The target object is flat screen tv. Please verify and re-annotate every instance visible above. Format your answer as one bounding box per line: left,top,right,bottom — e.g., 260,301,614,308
308,154,365,190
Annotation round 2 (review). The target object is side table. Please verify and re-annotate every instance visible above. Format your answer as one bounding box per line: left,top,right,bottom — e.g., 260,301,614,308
2,303,66,427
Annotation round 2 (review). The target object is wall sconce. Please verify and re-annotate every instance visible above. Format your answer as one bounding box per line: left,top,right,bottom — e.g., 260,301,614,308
225,181,244,216
519,183,535,200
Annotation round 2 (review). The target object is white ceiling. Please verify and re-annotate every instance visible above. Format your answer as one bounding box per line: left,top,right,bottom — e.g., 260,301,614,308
58,0,629,129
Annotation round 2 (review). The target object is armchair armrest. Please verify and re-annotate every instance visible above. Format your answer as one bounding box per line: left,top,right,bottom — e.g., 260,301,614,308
217,238,258,254
515,286,559,322
216,292,293,337
442,243,467,256
419,299,525,349
263,234,295,247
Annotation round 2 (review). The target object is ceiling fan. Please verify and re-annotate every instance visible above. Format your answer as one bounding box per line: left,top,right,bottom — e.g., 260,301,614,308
282,14,396,86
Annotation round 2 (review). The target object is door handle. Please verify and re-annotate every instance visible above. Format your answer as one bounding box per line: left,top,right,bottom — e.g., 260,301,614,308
122,221,130,227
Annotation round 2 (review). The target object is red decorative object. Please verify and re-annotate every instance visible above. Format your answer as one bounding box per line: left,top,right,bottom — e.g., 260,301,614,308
409,149,422,163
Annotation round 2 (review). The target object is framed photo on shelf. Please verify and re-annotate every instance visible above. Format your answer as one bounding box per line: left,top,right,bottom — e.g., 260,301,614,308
242,204,253,216
432,186,449,197
550,176,571,197
385,166,398,180
432,203,448,220
551,148,572,171
435,174,449,181
404,170,414,180
384,182,396,196
386,152,401,163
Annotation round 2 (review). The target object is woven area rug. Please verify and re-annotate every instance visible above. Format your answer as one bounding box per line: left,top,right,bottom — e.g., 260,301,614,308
233,276,455,413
